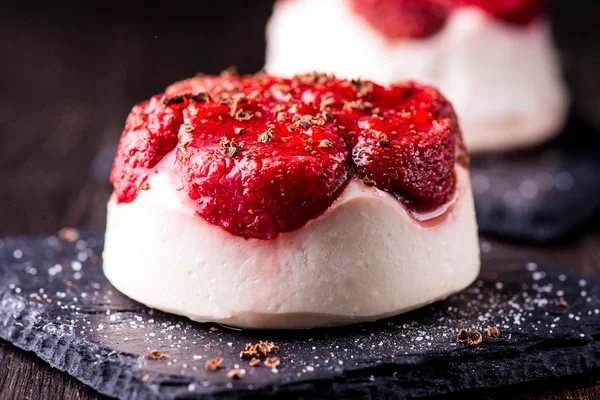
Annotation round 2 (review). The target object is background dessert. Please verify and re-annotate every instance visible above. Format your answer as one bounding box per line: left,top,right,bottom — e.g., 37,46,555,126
265,0,570,152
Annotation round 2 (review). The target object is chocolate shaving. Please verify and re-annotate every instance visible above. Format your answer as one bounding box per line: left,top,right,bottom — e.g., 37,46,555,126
457,329,483,345
234,109,253,121
258,128,276,144
162,92,191,106
343,99,373,111
240,343,258,359
264,356,281,368
362,176,376,187
204,357,224,371
270,84,292,95
227,369,244,379
318,139,333,148
140,182,151,191
192,92,212,103
276,112,288,122
29,293,42,301
240,341,279,359
295,72,335,85
351,79,373,98
249,357,261,367
346,165,365,180
557,299,569,308
299,120,311,129
484,326,500,338
320,94,335,108
229,95,248,117
234,127,246,135
180,138,192,149
182,124,195,133
219,137,242,157
147,350,168,360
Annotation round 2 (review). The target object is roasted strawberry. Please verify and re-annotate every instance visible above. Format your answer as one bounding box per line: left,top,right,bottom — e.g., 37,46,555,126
111,72,463,239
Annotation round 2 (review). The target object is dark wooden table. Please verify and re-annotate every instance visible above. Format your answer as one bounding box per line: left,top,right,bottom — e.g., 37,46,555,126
1,1,600,399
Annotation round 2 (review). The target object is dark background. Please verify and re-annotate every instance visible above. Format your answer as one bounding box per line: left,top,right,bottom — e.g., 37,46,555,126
1,0,600,238
0,0,277,238
1,1,600,399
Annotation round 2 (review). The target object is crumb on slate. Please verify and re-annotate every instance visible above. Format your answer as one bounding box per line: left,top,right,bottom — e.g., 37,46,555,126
227,368,244,379
210,326,218,332
204,357,224,371
557,300,569,308
457,329,482,345
29,293,42,301
58,227,80,243
264,356,281,368
484,326,500,338
147,350,169,360
142,373,150,382
240,341,279,359
249,357,261,367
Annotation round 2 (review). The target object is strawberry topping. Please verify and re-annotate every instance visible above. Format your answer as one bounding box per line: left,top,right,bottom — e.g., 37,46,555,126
111,72,465,239
447,0,544,25
350,0,448,39
350,0,545,40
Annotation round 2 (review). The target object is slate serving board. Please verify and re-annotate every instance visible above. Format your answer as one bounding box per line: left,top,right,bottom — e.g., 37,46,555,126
471,117,600,243
1,230,599,400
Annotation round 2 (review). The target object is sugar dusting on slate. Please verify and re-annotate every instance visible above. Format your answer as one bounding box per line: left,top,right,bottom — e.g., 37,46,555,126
0,232,599,399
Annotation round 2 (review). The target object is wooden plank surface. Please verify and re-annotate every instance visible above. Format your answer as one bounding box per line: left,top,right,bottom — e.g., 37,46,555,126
1,1,599,399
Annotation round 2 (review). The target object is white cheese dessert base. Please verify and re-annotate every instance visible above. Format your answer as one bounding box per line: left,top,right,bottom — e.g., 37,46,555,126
103,161,480,329
265,0,569,153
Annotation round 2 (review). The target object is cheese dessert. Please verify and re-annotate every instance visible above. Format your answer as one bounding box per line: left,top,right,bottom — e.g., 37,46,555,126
103,71,480,329
265,0,569,153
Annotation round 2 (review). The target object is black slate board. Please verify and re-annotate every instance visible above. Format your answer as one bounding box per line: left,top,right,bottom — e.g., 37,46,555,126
471,117,600,243
1,231,599,400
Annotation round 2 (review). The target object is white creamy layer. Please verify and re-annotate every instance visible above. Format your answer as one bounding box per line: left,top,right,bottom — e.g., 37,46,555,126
103,164,480,329
265,0,569,152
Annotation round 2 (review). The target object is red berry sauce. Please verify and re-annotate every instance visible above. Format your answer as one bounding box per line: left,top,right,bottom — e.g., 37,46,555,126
111,72,467,239
350,0,545,40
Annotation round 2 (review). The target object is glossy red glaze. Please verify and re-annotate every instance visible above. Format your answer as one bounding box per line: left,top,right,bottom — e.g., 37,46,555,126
111,72,466,239
350,0,545,40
